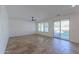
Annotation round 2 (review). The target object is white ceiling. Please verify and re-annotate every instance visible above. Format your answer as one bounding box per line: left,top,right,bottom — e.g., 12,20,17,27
6,5,79,21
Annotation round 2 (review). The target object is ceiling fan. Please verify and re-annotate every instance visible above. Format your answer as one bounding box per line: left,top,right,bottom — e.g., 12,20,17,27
32,17,36,21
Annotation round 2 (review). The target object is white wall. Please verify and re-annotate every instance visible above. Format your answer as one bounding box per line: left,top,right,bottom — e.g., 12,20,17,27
0,6,9,54
9,19,36,37
70,14,79,43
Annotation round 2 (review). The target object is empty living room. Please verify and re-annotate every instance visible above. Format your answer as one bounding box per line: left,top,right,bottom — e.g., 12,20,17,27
0,5,79,54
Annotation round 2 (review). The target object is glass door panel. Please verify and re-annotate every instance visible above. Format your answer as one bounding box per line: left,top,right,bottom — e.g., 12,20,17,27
61,20,69,40
54,21,61,38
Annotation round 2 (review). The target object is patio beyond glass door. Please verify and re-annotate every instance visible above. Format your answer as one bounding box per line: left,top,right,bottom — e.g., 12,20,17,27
54,20,69,40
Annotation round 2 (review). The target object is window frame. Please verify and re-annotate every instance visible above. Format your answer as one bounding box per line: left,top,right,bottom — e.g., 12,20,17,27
38,22,49,32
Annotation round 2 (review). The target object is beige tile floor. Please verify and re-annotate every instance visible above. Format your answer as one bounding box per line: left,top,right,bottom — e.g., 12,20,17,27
5,34,79,54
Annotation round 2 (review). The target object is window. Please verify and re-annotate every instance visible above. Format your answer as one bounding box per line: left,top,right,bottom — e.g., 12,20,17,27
44,22,48,32
38,23,41,31
38,22,48,32
41,23,44,32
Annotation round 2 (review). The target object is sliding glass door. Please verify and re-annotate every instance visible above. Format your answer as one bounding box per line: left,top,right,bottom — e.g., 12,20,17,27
54,19,69,40
54,21,61,39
